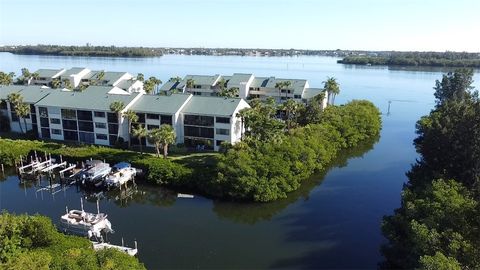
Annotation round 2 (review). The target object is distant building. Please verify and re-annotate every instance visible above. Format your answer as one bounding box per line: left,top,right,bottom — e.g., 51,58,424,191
160,73,327,105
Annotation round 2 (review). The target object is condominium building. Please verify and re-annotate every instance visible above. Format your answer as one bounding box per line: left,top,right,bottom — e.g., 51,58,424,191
160,73,327,105
1,67,329,151
1,83,250,151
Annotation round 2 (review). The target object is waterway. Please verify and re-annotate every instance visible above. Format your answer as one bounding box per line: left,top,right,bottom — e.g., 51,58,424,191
1,53,479,269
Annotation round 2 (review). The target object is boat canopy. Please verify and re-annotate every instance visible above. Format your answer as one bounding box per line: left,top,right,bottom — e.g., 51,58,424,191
113,162,131,170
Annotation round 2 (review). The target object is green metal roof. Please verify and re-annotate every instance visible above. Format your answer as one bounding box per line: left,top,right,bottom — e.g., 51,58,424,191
61,67,87,77
33,69,65,79
103,72,128,85
130,94,191,114
159,80,181,91
182,74,220,87
302,88,325,99
182,96,245,116
227,73,253,88
250,77,269,88
35,86,139,111
265,78,307,95
0,85,56,103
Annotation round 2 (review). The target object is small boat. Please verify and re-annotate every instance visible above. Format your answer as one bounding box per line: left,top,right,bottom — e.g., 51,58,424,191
60,198,113,238
177,193,194,198
77,160,111,187
104,162,137,189
92,240,138,256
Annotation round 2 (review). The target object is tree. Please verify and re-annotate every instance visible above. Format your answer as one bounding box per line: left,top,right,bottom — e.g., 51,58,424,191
132,124,148,154
323,77,340,105
275,81,292,101
215,78,226,93
236,108,250,141
7,93,24,133
433,68,475,105
169,76,182,82
122,110,139,148
148,124,176,158
186,78,195,89
109,101,125,144
62,79,73,90
280,99,301,131
219,87,239,98
144,76,162,94
50,79,61,89
137,73,144,82
0,71,15,85
18,68,31,85
15,103,31,134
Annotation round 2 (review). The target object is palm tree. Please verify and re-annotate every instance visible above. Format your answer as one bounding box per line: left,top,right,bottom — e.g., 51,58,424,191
219,87,239,98
280,99,300,131
122,110,139,148
132,124,148,154
50,79,61,89
109,101,125,144
323,77,340,105
137,73,144,82
63,79,73,90
236,108,251,141
186,78,195,89
0,72,15,85
148,124,176,158
169,76,182,82
275,81,292,101
7,92,24,133
20,68,31,85
15,103,30,134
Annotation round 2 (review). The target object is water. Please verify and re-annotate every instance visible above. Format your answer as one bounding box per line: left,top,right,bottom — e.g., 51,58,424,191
1,53,479,269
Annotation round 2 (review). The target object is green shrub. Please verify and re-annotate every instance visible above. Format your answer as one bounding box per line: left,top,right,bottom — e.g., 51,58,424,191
0,212,145,269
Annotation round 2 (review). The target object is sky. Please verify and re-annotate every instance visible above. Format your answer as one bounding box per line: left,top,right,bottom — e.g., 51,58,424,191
0,0,479,52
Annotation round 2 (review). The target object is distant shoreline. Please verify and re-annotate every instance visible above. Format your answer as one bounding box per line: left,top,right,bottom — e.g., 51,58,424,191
338,54,480,68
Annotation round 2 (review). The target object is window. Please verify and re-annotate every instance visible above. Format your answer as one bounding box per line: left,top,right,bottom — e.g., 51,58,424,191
39,107,48,117
63,130,78,141
29,104,35,114
184,126,214,138
216,128,230,135
216,117,230,124
40,117,49,127
147,125,159,130
184,115,214,126
79,132,95,144
51,129,62,135
78,121,94,132
77,110,92,121
95,122,106,129
94,111,105,118
294,95,301,99
107,112,118,123
62,119,77,130
146,113,159,120
50,118,61,124
160,115,173,125
137,113,145,123
96,133,108,140
0,101,7,110
41,128,50,139
10,111,19,121
216,140,225,146
61,109,76,120
108,124,118,135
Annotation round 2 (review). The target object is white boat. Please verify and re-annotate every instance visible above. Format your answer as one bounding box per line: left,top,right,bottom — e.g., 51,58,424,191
78,160,111,187
104,162,136,188
60,198,113,238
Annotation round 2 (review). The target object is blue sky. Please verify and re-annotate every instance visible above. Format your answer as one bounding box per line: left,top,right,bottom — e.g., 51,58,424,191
0,0,478,52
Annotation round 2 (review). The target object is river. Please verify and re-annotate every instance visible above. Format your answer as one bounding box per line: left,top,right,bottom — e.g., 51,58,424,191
1,53,479,269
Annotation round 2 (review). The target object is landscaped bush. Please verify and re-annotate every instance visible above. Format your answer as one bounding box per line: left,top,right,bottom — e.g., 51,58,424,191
214,100,382,202
0,212,145,269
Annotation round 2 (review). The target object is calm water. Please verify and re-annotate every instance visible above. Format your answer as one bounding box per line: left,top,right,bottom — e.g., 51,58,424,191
1,53,479,269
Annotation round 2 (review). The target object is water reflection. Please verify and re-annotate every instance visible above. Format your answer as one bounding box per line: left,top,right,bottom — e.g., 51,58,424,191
212,135,380,225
